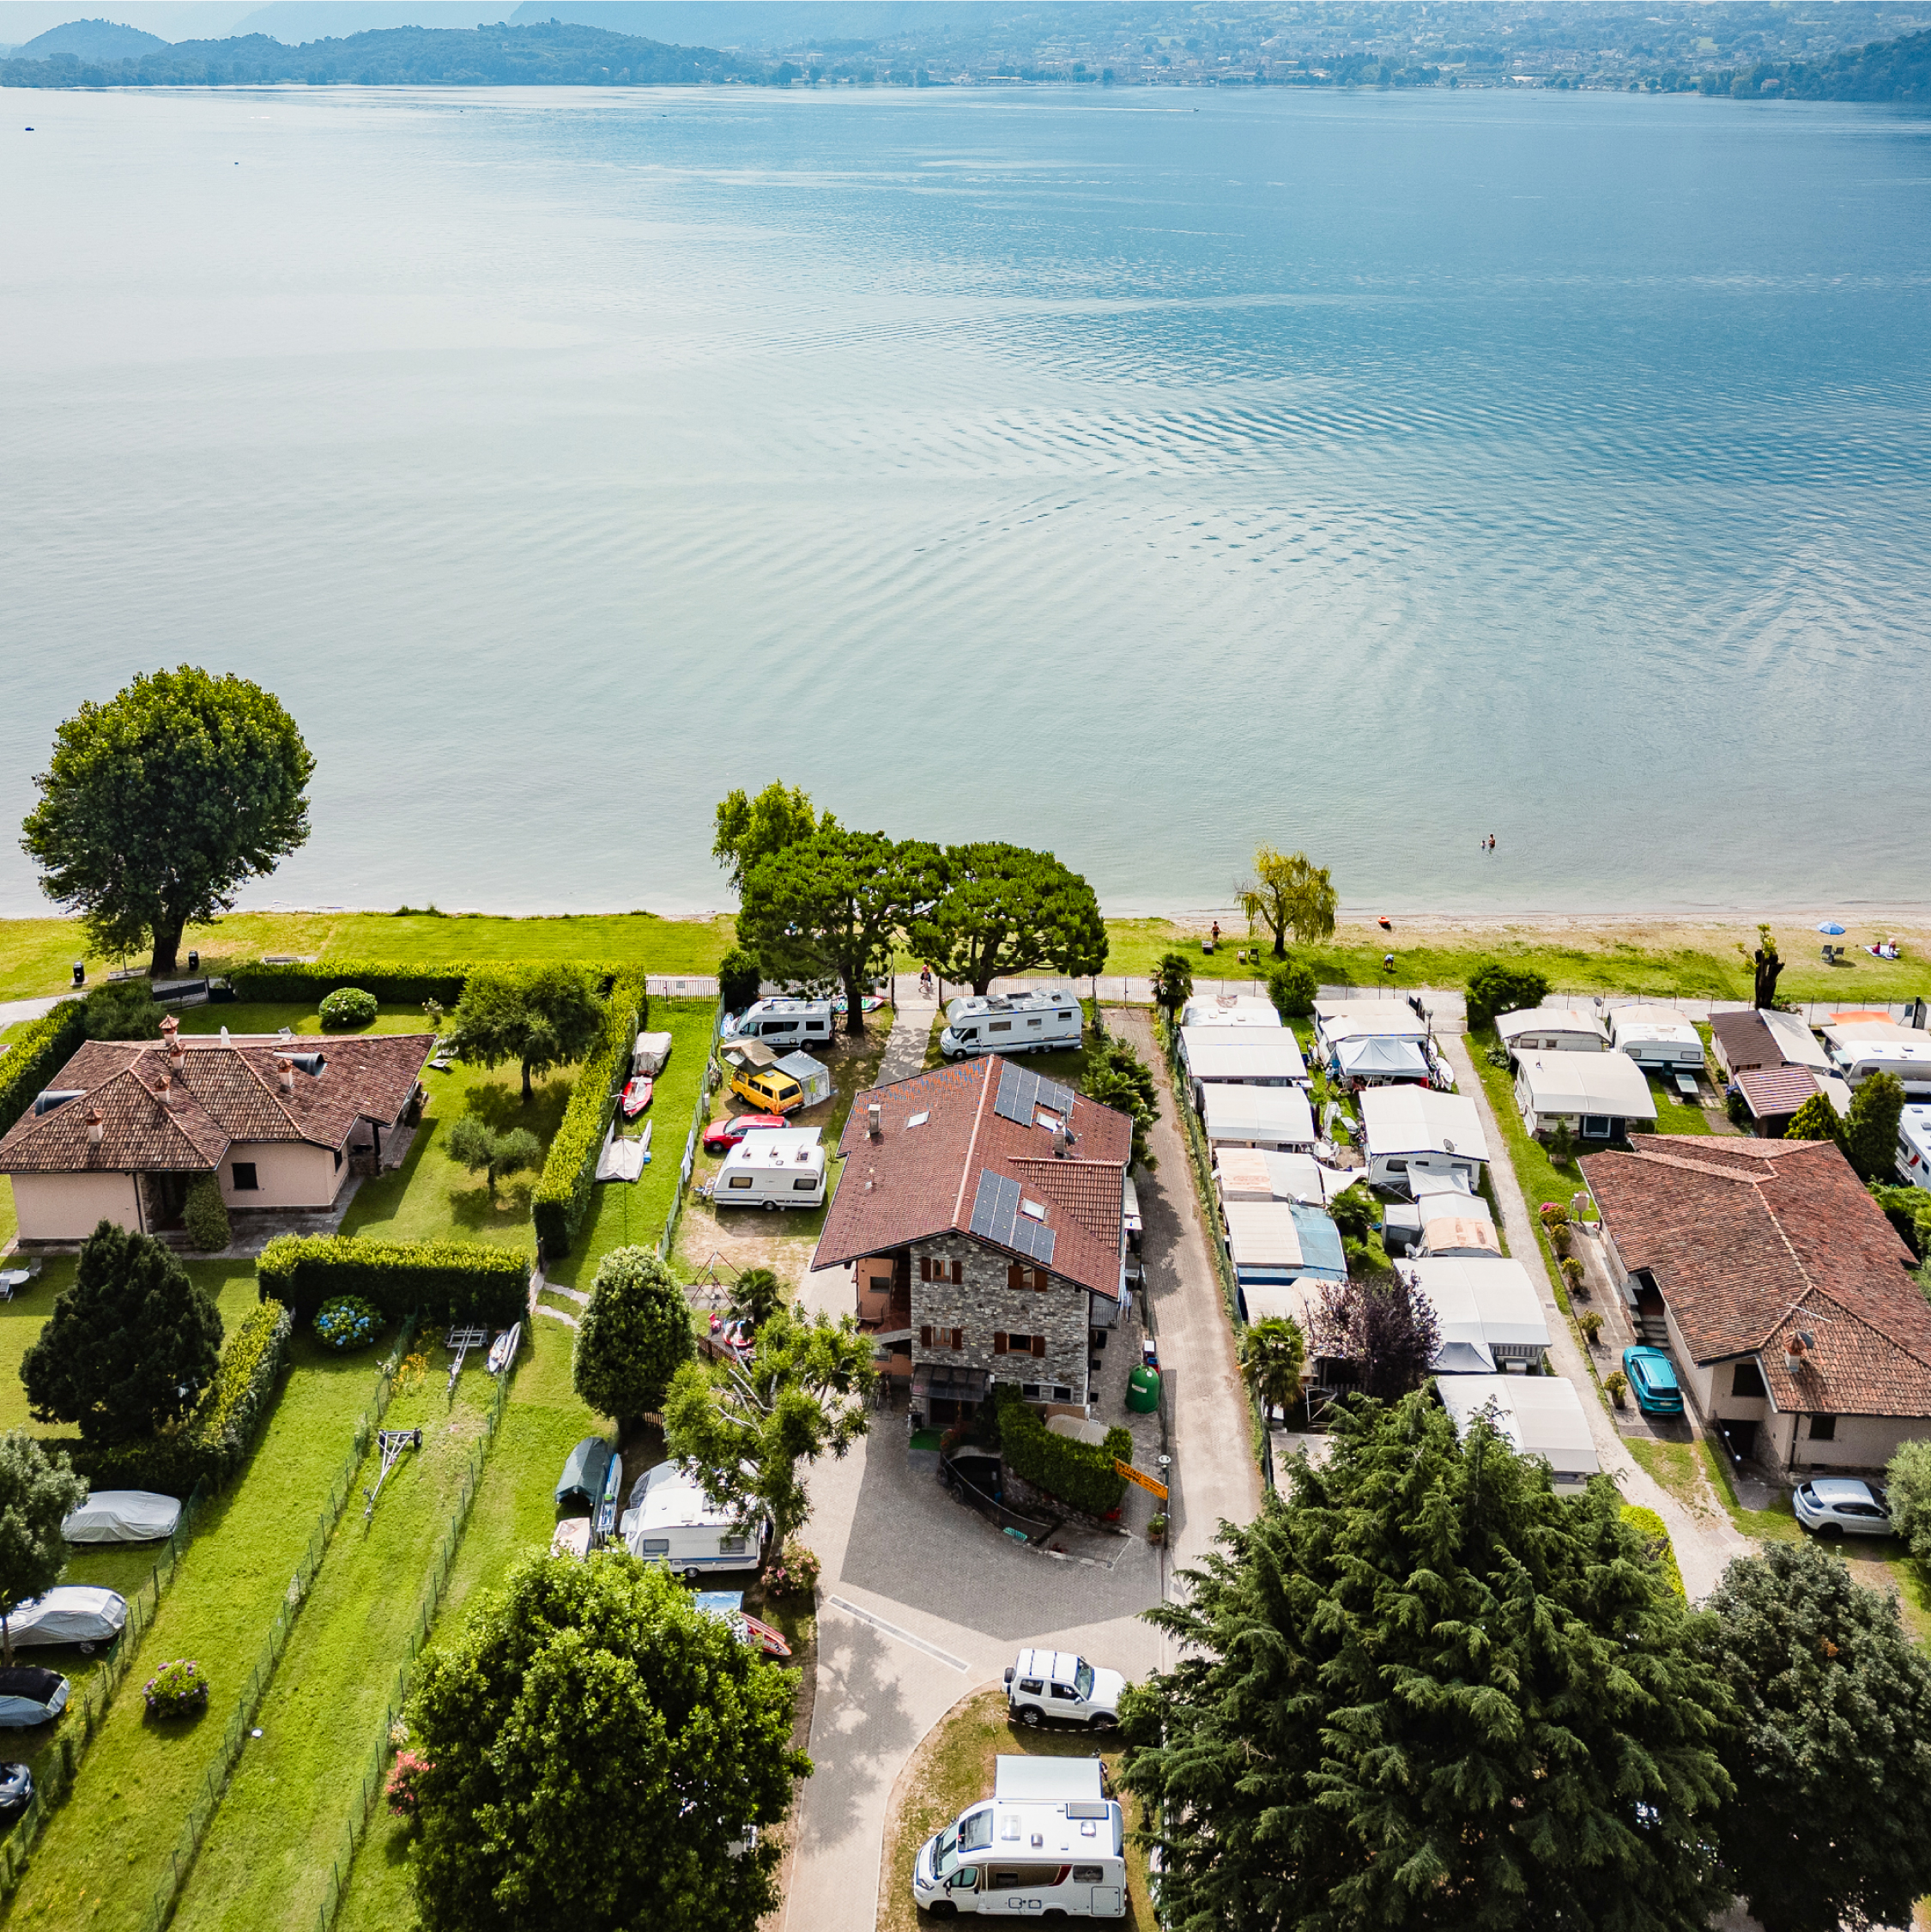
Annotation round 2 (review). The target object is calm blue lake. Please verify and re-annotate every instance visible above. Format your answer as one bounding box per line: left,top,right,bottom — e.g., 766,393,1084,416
3,82,1928,917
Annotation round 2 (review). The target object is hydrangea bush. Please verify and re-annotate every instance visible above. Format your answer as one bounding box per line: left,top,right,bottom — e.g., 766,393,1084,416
762,1539,820,1602
314,1295,383,1351
386,1748,431,1818
144,1658,209,1717
318,986,378,1029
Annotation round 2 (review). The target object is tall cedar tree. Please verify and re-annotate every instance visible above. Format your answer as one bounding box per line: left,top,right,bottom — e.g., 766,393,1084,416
405,1553,808,1932
908,842,1107,994
21,667,313,977
1704,1538,1931,1932
736,828,945,1036
21,1220,223,1445
1121,1395,1735,1932
1783,1090,1846,1152
450,963,603,1103
0,1432,88,1665
711,779,826,897
572,1246,697,1427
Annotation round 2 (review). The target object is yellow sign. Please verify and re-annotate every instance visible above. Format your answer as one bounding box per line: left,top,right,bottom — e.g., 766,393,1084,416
1114,1459,1168,1501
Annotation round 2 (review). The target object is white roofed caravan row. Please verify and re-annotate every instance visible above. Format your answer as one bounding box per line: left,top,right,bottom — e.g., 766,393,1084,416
1403,1257,1550,1372
1436,1375,1598,1490
1214,1147,1353,1206
1178,1027,1309,1105
1514,1051,1657,1142
1359,1086,1487,1194
1312,1000,1429,1056
1201,1084,1317,1153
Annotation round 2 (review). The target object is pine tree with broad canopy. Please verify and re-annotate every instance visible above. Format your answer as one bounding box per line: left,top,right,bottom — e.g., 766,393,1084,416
403,1551,808,1932
908,841,1108,995
1118,1393,1735,1932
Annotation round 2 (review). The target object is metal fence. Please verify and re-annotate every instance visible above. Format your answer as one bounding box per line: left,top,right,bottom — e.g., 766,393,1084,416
659,996,726,1263
310,1348,518,1932
132,1315,420,1932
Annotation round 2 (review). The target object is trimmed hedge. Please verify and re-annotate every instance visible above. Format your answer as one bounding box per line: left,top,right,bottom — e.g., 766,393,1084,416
73,1298,295,1498
531,969,648,1258
996,1388,1131,1518
226,956,637,1008
0,997,87,1135
257,1234,530,1327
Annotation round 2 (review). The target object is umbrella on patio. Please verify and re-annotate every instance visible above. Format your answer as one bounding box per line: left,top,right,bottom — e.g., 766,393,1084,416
1817,922,1847,936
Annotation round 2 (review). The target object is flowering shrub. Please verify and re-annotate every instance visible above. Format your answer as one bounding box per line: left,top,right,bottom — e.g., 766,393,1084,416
318,986,379,1029
314,1295,383,1351
144,1659,209,1717
387,1749,431,1818
762,1540,820,1602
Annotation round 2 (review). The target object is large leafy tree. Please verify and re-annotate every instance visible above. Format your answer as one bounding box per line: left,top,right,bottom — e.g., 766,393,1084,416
445,1117,542,1201
1466,958,1553,1032
405,1552,808,1932
1120,1395,1735,1932
711,779,826,897
21,1220,223,1445
1783,1089,1846,1151
1843,1069,1906,1184
1235,846,1337,959
1311,1269,1440,1399
0,1432,88,1666
1703,1537,1931,1932
908,842,1107,995
451,963,603,1103
735,828,945,1037
663,1306,875,1546
1885,1437,1931,1564
21,667,314,978
572,1246,697,1427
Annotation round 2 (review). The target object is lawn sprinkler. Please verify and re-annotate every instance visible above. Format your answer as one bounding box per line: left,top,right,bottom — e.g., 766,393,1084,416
445,1324,489,1399
365,1428,422,1522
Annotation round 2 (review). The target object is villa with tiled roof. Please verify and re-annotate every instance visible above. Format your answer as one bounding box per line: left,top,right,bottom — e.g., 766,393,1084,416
0,1014,434,1241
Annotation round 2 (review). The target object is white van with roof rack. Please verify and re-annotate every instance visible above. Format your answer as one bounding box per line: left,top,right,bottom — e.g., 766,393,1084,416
940,990,1081,1060
911,1755,1127,1919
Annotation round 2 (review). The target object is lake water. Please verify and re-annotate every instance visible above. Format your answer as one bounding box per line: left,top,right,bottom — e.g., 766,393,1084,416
3,83,1929,919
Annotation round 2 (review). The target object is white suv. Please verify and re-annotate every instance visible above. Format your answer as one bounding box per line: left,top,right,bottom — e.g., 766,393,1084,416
1004,1649,1126,1731
1794,1478,1892,1538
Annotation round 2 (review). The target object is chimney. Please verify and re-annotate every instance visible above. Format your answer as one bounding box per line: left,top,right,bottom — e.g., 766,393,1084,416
160,1013,179,1042
156,1071,174,1109
1052,1123,1068,1160
868,1102,882,1139
1783,1330,1811,1374
86,1107,104,1146
276,1056,295,1095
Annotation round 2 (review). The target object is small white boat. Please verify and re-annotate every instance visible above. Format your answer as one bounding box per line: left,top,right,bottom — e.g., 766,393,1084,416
487,1323,522,1375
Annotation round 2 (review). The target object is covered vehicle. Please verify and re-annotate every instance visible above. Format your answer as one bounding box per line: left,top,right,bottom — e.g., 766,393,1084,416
554,1436,614,1511
701,1112,788,1154
62,1491,180,1545
631,1031,675,1075
0,1762,30,1817
6,1586,127,1650
0,1669,68,1729
1795,1477,1892,1538
620,1075,653,1118
1622,1345,1684,1417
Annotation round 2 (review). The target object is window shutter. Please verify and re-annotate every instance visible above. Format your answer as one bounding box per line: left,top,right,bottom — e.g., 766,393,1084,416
1008,1261,1024,1291
919,1324,932,1348
919,1257,932,1282
950,1258,963,1284
1031,1334,1046,1359
950,1327,964,1351
1035,1268,1049,1292
994,1331,1008,1354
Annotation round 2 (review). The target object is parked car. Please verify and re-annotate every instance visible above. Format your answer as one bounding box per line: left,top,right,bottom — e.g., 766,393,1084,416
1621,1346,1684,1418
619,1075,653,1119
1004,1650,1126,1732
0,1670,68,1729
1795,1477,1892,1538
701,1113,788,1155
0,1763,31,1818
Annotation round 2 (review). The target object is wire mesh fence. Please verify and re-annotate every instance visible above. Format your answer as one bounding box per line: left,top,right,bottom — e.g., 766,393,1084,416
659,996,726,1263
130,1314,421,1932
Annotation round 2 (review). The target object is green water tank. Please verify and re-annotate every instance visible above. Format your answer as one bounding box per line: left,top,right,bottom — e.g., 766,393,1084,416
1126,1364,1161,1414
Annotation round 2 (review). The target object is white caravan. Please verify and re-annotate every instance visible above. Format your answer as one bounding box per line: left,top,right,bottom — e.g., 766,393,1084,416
912,1756,1128,1920
941,990,1082,1060
713,1133,826,1210
1606,1005,1704,1072
620,1463,769,1577
723,998,834,1047
1898,1105,1931,1189
1822,1021,1931,1098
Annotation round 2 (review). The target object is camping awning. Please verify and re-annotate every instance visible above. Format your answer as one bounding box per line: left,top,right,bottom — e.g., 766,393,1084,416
555,1436,613,1509
1335,1036,1429,1081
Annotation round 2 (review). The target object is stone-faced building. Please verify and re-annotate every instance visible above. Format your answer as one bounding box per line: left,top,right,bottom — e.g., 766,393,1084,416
813,1055,1132,1428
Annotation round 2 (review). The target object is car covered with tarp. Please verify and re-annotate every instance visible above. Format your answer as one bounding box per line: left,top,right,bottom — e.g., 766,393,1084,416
6,1586,127,1649
62,1491,181,1544
0,1669,68,1728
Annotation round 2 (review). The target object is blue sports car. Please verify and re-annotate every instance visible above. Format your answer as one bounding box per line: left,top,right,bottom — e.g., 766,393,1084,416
1623,1346,1684,1417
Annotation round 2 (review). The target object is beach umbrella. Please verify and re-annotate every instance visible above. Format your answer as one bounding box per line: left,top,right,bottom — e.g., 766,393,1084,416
1817,921,1847,936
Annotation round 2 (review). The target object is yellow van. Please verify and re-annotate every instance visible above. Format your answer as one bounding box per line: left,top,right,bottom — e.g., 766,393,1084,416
729,1066,807,1115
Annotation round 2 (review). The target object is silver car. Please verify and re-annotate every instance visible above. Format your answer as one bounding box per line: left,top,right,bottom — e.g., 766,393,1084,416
1793,1477,1892,1538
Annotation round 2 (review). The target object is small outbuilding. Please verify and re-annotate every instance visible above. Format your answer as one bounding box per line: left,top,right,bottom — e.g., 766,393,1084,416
1359,1086,1489,1194
1495,1007,1609,1061
1757,1007,1831,1074
1202,1084,1317,1154
1436,1374,1599,1488
1404,1257,1550,1372
1734,1063,1824,1137
1710,1009,1788,1079
1514,1050,1658,1144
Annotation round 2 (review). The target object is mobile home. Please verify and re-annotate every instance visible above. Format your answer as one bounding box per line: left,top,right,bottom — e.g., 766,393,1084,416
1311,1001,1428,1062
1606,1005,1704,1073
1178,1026,1308,1108
1404,1257,1550,1372
1436,1375,1599,1490
1202,1083,1317,1154
911,1756,1128,1920
1177,993,1281,1030
941,990,1082,1060
1821,1021,1931,1098
1514,1050,1657,1143
714,1133,827,1210
620,1462,768,1576
1358,1086,1489,1195
723,998,834,1047
1898,1105,1931,1190
1494,1007,1609,1061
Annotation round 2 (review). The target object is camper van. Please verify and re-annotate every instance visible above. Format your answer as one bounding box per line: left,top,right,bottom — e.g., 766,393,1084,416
1898,1105,1931,1190
1824,1023,1931,1098
911,1756,1128,1920
714,1133,827,1210
723,998,834,1047
620,1463,769,1578
940,990,1082,1060
724,1050,830,1117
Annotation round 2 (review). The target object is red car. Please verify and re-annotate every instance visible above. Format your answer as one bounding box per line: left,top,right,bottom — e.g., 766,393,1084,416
701,1112,788,1154
620,1075,653,1119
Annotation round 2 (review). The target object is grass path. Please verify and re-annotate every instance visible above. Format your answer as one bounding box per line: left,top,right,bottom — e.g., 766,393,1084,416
1,1336,395,1932
170,1365,501,1932
330,1318,607,1932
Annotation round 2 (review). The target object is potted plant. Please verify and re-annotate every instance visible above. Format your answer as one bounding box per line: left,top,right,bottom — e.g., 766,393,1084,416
1146,1514,1169,1547
1577,1311,1604,1348
1606,1370,1629,1409
1561,1257,1588,1301
1550,1221,1574,1259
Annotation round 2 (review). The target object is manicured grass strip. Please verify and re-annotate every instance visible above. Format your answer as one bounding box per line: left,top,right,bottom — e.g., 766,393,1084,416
173,1360,506,1932
2,1329,413,1932
330,1319,608,1932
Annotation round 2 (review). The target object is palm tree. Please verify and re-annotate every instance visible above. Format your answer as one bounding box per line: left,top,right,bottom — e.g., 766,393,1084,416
1239,1317,1307,1426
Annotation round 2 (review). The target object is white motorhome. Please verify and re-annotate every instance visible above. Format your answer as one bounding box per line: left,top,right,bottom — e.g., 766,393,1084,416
1177,993,1281,1030
1822,1021,1931,1098
911,1756,1128,1920
714,1133,826,1210
1898,1105,1931,1189
941,990,1082,1060
723,998,834,1047
620,1463,768,1577
1606,1005,1704,1072
1358,1086,1489,1195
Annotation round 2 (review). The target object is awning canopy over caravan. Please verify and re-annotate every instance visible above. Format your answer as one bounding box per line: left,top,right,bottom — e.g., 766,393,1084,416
772,1053,832,1107
1222,1200,1346,1286
1419,1210,1502,1257
1495,1007,1610,1054
1359,1087,1489,1165
1202,1084,1317,1151
1313,1002,1429,1058
1335,1035,1430,1083
1437,1375,1599,1487
1405,1258,1550,1372
1516,1051,1657,1124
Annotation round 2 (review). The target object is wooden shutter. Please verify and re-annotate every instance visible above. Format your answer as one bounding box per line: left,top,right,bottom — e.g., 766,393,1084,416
1008,1261,1026,1291
919,1324,932,1348
1034,1268,1050,1292
950,1258,963,1284
918,1257,932,1282
1031,1334,1046,1358
994,1331,1008,1354
950,1327,964,1351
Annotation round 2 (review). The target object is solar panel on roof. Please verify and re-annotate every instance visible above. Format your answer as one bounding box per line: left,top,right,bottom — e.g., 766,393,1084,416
967,1171,1057,1266
1035,1075,1074,1117
994,1063,1039,1124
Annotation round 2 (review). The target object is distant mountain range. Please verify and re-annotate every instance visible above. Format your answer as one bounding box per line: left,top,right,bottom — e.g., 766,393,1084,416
15,12,166,54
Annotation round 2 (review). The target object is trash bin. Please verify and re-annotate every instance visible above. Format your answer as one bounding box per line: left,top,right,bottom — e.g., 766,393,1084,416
1127,1365,1161,1414
187,950,199,972
71,962,84,987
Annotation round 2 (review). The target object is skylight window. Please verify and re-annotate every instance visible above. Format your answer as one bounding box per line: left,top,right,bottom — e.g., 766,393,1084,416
1035,1110,1063,1132
1020,1198,1047,1222
905,1111,929,1129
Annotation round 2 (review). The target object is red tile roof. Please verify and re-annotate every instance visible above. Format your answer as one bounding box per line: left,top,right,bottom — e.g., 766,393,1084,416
1734,1064,1821,1121
1581,1136,1931,1416
0,1033,434,1176
813,1056,1130,1296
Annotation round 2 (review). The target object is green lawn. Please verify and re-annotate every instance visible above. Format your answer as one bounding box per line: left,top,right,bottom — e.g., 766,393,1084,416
171,1361,503,1932
330,1319,608,1932
173,1004,433,1041
1,1333,405,1932
1645,1070,1714,1136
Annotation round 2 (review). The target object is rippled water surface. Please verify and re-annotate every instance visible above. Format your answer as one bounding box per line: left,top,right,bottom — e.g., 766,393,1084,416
3,84,1929,915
